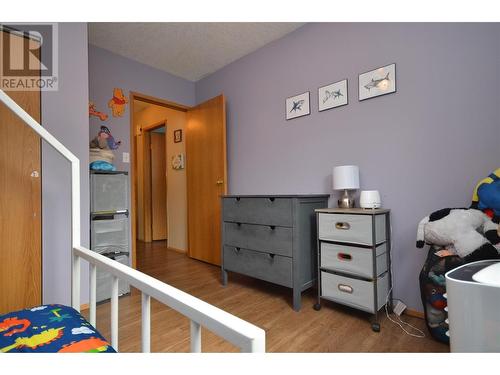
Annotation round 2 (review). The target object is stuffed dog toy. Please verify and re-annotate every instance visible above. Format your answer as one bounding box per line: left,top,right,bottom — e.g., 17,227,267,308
416,208,500,262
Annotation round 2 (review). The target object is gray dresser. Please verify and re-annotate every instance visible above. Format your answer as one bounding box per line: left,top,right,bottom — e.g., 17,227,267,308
221,195,329,311
314,208,392,332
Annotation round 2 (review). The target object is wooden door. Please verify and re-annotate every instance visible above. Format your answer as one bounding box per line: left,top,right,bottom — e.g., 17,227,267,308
150,132,167,240
186,95,227,265
0,30,42,314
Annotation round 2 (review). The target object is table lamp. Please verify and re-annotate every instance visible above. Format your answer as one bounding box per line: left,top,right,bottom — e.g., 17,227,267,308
333,165,360,208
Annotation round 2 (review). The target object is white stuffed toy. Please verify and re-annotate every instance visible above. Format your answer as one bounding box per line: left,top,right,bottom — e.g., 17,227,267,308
416,208,500,261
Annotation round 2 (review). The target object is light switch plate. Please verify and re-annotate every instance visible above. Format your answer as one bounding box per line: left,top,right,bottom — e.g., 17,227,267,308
122,152,130,163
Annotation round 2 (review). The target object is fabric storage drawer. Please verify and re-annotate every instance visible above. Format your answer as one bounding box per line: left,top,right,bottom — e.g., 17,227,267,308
224,222,293,257
223,246,292,287
223,197,293,227
320,242,387,278
318,213,386,245
96,254,130,303
320,271,389,313
91,173,128,213
91,217,129,255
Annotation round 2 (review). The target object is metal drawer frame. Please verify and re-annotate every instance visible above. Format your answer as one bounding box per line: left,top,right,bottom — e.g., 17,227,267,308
314,210,393,332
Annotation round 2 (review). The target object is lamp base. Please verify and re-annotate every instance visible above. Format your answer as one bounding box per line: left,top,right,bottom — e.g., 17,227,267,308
338,189,355,209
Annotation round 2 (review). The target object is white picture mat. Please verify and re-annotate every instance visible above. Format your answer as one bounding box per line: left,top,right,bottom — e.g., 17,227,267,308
318,80,348,111
286,91,310,120
358,63,396,101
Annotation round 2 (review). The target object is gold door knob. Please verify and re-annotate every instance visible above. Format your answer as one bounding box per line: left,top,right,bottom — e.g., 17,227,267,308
216,180,224,185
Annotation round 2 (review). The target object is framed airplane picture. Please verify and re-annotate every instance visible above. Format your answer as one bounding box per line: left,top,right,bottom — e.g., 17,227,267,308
286,91,310,120
318,79,348,111
358,63,396,101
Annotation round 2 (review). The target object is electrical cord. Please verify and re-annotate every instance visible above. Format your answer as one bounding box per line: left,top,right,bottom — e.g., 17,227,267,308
384,220,426,338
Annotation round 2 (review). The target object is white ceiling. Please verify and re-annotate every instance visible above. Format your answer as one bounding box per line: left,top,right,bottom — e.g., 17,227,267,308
88,23,304,82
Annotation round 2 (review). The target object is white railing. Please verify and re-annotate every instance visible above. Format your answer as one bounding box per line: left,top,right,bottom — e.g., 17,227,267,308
0,89,266,353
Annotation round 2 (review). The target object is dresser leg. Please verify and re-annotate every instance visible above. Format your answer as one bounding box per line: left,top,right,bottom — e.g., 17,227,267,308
292,288,301,311
221,268,228,286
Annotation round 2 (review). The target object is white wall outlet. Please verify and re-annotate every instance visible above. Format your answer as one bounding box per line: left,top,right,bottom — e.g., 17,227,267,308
122,152,130,163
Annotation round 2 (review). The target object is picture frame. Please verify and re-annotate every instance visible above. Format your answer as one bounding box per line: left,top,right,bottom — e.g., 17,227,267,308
358,63,396,101
286,91,310,120
173,129,182,143
318,79,348,111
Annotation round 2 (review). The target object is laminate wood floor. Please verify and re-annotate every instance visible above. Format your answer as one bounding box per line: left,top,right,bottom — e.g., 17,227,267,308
82,241,449,353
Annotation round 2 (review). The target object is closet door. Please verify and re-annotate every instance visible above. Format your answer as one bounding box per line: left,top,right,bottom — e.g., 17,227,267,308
0,30,42,314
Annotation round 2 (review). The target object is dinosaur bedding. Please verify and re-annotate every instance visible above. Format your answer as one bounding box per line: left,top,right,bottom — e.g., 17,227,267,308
0,304,115,353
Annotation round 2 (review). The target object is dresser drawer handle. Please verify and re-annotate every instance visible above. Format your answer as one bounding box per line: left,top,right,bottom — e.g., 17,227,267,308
269,197,275,202
236,222,242,227
337,253,352,261
269,225,276,230
335,222,351,230
338,284,353,294
235,197,241,202
268,253,275,259
234,247,241,253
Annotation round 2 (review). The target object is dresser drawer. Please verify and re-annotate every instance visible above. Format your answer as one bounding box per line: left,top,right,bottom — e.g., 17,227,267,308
321,271,389,313
320,242,387,278
223,197,293,227
224,222,292,257
223,246,292,287
318,213,386,245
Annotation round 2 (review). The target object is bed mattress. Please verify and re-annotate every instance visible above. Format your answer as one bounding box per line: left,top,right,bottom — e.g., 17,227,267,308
0,304,115,353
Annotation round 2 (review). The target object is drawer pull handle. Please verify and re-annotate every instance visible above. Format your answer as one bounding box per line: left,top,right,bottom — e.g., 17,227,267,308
269,225,276,230
338,284,353,294
337,253,352,261
268,253,275,259
269,197,275,202
335,222,351,230
235,197,241,202
234,247,241,253
236,222,242,227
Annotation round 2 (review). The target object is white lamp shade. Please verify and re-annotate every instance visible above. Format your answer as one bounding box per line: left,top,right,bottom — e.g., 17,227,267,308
333,165,360,190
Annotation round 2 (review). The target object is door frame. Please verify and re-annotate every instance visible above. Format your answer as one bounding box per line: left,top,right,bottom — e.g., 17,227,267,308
129,92,190,268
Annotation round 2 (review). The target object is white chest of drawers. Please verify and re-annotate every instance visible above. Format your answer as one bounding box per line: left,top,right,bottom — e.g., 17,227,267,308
314,208,393,332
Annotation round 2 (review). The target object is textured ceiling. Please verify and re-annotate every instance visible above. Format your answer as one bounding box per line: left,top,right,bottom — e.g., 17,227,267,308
88,23,304,82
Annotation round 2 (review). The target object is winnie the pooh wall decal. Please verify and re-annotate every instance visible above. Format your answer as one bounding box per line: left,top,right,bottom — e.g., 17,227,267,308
107,88,129,117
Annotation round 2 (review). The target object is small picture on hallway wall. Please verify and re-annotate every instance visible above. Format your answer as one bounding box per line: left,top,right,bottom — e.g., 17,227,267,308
358,63,396,101
286,91,310,120
318,79,348,111
174,129,182,143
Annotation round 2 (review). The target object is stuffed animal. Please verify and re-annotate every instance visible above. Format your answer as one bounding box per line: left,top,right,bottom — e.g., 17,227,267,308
108,88,128,117
416,208,500,262
471,168,500,223
89,126,121,150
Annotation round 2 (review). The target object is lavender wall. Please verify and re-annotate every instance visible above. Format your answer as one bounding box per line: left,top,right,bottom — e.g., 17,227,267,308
196,23,500,310
42,23,90,306
88,45,195,172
